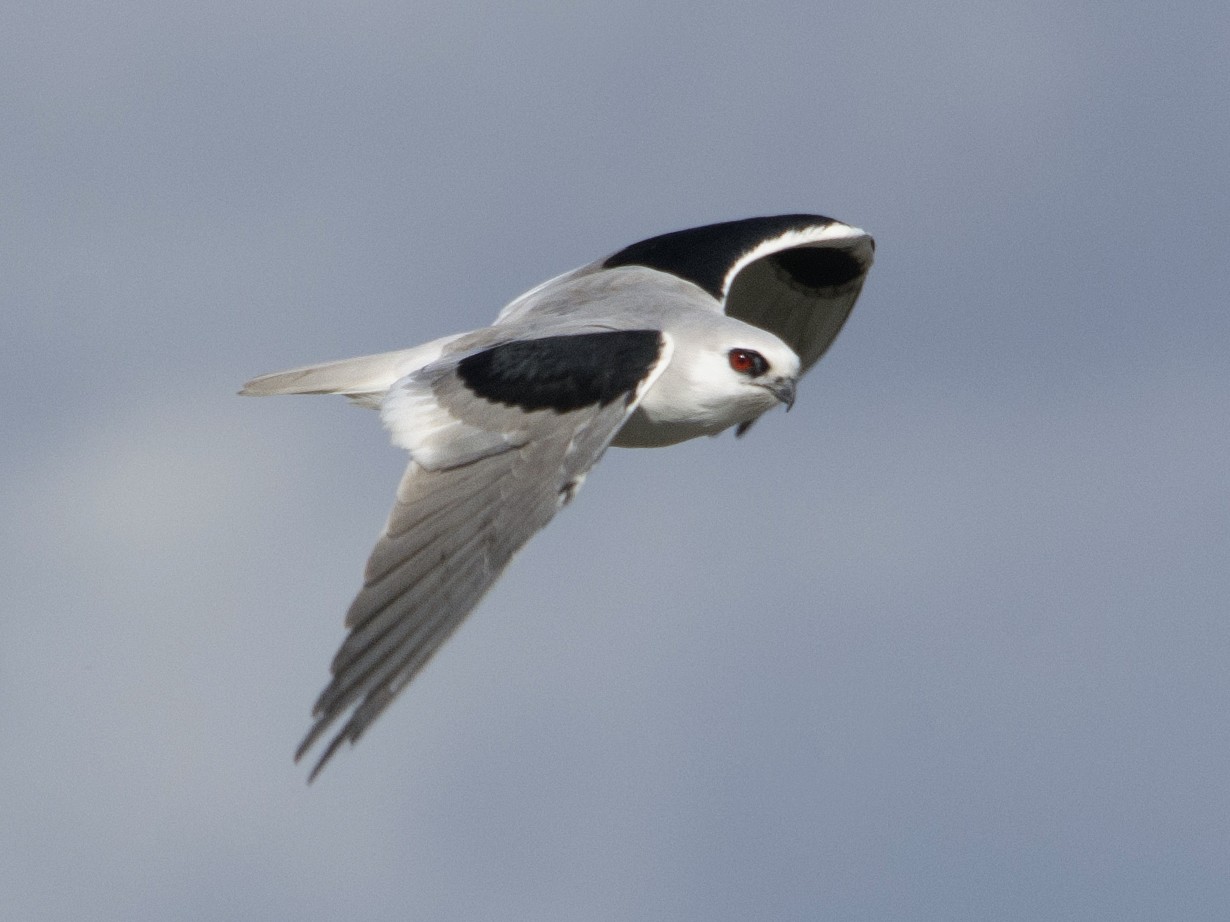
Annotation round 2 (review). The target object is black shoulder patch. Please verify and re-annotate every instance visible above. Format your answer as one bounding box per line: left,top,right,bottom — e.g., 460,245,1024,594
601,214,839,299
456,330,662,413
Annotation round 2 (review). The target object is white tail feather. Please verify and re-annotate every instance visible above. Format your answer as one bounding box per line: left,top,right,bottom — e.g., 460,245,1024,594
239,334,464,404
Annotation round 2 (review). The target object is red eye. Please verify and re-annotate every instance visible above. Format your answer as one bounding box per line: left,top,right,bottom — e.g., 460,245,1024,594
728,348,767,376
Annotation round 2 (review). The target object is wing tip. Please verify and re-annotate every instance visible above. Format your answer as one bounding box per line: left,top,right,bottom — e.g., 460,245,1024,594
295,711,352,783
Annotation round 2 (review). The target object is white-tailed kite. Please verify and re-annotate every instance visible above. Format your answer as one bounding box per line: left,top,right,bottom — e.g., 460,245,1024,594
242,214,874,779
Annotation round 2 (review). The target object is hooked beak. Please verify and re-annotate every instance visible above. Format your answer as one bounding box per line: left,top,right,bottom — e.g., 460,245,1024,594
765,377,797,411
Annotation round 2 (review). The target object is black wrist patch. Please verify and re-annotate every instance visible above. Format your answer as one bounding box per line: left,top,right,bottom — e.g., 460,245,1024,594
457,330,663,413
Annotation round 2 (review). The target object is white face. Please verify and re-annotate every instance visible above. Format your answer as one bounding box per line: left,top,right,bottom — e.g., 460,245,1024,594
629,321,801,445
703,329,800,414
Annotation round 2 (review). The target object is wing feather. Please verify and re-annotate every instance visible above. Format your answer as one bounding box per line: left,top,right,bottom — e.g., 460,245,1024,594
722,226,874,374
591,214,872,375
296,334,672,779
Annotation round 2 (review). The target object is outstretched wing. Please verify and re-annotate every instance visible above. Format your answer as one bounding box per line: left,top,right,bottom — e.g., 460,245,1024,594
297,329,671,779
602,214,874,374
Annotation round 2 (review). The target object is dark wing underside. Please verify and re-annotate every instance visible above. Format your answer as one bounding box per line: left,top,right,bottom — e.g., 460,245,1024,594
723,231,874,372
603,214,874,375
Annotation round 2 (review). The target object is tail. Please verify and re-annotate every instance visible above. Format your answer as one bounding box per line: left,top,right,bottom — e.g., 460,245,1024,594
239,334,464,406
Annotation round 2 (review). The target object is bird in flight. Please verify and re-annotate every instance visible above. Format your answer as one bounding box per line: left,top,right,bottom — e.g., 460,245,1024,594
242,214,874,780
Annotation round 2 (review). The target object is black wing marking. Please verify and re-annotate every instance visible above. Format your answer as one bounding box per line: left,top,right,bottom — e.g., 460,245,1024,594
722,231,873,372
456,330,662,412
296,331,670,780
601,215,873,373
602,214,844,300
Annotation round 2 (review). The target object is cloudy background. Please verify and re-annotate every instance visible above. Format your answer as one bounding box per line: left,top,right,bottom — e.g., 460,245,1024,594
3,2,1227,919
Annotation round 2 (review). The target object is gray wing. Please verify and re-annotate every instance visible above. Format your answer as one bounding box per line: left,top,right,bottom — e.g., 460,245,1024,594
297,329,671,779
721,224,874,374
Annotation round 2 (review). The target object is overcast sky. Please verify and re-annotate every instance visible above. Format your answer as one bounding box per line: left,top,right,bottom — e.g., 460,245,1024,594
3,2,1228,919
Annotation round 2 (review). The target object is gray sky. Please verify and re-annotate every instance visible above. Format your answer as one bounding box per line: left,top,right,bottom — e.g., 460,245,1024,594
3,2,1228,919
